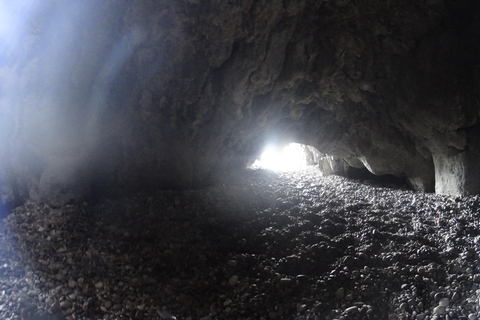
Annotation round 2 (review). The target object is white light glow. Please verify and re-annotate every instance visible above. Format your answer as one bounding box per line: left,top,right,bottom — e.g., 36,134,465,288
252,143,308,171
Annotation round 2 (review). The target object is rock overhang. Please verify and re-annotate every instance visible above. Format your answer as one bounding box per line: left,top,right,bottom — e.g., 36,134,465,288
0,0,479,207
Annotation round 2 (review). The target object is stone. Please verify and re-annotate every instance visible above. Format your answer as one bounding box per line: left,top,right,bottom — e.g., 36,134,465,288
433,306,445,315
473,274,480,283
438,298,449,307
228,275,238,286
335,287,345,299
68,279,76,288
345,306,358,314
1,0,479,202
60,300,72,309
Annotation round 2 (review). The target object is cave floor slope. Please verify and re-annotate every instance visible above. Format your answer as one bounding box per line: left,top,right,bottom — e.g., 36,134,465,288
1,167,480,319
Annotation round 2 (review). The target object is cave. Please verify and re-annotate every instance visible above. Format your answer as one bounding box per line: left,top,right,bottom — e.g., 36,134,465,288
1,0,480,319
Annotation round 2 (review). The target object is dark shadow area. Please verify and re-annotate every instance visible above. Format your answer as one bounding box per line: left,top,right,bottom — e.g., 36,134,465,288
346,166,412,190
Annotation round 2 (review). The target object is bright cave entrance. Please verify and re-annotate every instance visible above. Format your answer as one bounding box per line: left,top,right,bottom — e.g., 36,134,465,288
251,142,322,172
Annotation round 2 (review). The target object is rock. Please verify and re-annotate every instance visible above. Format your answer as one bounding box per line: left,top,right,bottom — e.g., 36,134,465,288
297,304,307,312
60,300,72,309
335,287,345,299
439,298,449,307
345,306,358,314
68,279,76,288
280,278,293,286
50,301,62,313
3,162,480,319
433,306,445,315
228,275,238,286
165,285,176,296
473,274,480,283
2,0,480,202
27,290,38,298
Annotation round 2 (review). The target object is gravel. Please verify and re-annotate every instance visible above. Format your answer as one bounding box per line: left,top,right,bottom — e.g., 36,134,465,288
1,166,480,319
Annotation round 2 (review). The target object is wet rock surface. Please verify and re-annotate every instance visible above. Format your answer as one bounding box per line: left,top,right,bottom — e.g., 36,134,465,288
1,167,480,319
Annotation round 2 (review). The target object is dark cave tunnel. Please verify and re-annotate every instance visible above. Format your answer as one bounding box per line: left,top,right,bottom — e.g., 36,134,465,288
1,0,480,319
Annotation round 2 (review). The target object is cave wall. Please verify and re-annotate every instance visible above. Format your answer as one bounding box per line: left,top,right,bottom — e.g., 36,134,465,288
1,0,480,206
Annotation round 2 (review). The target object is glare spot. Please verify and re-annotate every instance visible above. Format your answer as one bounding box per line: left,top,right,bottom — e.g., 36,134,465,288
252,143,309,171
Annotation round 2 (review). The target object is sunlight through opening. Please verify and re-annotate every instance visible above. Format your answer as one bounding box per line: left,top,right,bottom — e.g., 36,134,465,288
252,142,312,171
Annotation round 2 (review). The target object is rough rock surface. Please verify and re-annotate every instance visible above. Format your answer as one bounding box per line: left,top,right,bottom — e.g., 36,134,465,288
1,0,480,205
2,167,480,319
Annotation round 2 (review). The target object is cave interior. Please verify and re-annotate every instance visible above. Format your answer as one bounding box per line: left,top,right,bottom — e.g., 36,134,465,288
1,0,480,319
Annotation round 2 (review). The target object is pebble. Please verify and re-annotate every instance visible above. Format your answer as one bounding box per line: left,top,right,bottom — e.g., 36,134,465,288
296,274,308,282
345,306,358,314
452,292,460,301
228,275,238,286
433,306,445,315
351,270,360,279
3,167,480,320
473,274,480,283
335,287,345,299
450,265,462,274
165,285,176,295
60,300,72,309
27,290,38,297
50,301,62,313
297,304,307,312
68,279,76,288
439,298,449,307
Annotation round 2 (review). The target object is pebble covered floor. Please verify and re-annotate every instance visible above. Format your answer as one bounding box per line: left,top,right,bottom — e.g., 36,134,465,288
1,167,480,320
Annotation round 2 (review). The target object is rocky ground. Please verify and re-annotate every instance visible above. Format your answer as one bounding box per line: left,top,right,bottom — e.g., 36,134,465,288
1,167,480,320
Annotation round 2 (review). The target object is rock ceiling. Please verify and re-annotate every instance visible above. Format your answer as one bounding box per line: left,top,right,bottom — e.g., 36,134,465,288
0,0,479,206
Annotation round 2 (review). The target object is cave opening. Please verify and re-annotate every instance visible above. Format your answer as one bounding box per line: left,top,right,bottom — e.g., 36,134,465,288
248,142,411,190
250,142,321,172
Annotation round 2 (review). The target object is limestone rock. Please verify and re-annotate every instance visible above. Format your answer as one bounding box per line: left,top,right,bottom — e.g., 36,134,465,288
0,0,479,204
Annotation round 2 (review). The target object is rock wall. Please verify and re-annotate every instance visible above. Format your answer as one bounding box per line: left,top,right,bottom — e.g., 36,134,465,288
0,0,479,206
